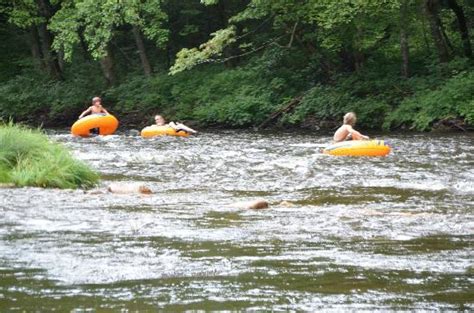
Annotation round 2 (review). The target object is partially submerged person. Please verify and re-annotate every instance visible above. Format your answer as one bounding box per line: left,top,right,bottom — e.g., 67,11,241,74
78,96,109,119
153,114,197,134
333,112,369,142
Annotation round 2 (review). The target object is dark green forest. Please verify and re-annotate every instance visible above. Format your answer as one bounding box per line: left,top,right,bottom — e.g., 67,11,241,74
0,0,473,131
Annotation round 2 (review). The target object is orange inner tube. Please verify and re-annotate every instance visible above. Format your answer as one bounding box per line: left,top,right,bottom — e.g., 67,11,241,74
71,114,119,137
141,125,190,138
323,140,391,157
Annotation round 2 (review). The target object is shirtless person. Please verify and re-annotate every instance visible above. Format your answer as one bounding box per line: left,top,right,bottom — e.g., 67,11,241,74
153,114,197,134
333,112,369,142
78,96,109,119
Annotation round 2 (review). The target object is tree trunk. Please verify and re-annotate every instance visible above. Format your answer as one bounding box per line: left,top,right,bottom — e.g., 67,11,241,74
446,0,472,58
439,18,454,52
78,30,92,60
166,44,172,69
353,26,366,71
100,46,117,86
35,0,63,79
424,0,450,62
37,22,63,79
340,47,356,72
57,50,65,72
132,25,152,76
353,51,365,72
217,0,238,67
400,0,410,78
420,4,432,54
29,26,44,68
216,1,227,29
35,0,52,17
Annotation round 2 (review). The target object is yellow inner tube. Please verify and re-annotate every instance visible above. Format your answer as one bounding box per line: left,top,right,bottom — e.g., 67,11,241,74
141,125,190,138
71,114,119,137
323,140,391,157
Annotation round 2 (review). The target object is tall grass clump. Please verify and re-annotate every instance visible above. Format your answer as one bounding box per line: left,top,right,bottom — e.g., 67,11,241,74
0,122,99,188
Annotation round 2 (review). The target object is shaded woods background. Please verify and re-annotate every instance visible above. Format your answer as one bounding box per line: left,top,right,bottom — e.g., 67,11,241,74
0,0,473,131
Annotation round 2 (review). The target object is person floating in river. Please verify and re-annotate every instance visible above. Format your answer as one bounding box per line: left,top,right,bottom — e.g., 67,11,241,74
153,114,197,134
78,96,110,119
333,112,369,142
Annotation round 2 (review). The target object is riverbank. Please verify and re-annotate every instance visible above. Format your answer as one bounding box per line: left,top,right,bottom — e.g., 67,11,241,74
1,57,473,132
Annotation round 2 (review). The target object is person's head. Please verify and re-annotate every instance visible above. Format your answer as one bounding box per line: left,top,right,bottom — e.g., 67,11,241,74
92,96,101,106
138,185,152,194
154,115,166,126
343,112,357,126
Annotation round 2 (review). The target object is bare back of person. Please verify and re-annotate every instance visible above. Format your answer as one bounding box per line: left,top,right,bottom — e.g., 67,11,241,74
333,112,369,142
333,125,366,142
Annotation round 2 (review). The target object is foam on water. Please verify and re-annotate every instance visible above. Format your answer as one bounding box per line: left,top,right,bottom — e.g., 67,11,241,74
1,131,473,311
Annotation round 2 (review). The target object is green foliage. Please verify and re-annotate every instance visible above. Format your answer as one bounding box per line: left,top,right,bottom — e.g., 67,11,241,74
200,0,219,5
284,82,390,129
107,64,276,127
50,0,168,60
3,0,42,29
0,122,99,188
352,98,391,129
0,65,105,123
107,48,308,127
284,85,352,125
0,164,10,183
170,26,237,75
0,0,473,132
191,73,274,126
385,70,474,130
102,77,159,120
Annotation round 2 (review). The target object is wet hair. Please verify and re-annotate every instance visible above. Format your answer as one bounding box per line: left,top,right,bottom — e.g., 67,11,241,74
92,96,101,104
138,185,152,194
343,112,357,126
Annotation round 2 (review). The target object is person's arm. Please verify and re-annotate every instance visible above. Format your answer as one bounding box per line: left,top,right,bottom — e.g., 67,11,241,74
333,125,348,142
101,106,110,115
168,121,177,129
176,122,197,134
78,107,92,119
349,126,369,140
169,121,197,134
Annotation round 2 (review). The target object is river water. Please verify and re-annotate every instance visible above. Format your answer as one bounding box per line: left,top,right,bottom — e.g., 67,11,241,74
1,130,473,311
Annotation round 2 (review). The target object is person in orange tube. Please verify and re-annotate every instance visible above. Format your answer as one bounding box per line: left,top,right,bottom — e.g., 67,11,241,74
333,112,369,142
153,114,197,134
78,96,110,119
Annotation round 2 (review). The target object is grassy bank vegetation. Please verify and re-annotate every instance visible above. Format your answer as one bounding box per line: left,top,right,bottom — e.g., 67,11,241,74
0,123,99,188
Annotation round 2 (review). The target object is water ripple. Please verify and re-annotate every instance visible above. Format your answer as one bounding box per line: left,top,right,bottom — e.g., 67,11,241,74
1,130,473,310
